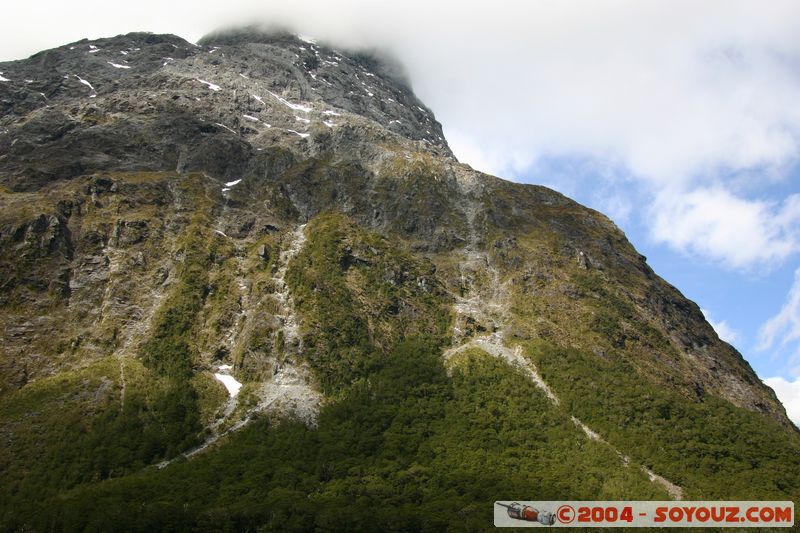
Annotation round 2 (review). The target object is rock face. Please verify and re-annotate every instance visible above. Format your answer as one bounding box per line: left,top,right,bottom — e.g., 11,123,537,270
0,29,798,530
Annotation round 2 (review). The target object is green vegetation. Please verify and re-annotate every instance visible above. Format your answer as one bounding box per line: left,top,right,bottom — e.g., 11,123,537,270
529,341,800,500
7,339,663,531
2,197,798,531
0,175,228,527
287,212,451,392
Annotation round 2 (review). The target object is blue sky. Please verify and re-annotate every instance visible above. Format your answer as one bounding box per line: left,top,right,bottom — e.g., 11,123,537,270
1,0,799,424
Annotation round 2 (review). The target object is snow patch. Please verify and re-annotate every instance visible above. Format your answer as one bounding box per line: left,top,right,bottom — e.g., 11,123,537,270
323,110,341,116
214,373,242,397
120,50,128,55
323,121,335,128
286,129,310,138
242,114,259,122
266,90,312,112
224,179,242,187
214,122,237,134
197,79,221,91
0,73,9,82
107,61,131,69
295,116,311,124
251,94,265,105
298,35,317,44
74,75,95,92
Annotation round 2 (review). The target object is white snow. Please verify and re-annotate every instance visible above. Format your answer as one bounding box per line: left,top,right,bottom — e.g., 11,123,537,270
214,229,229,238
323,110,341,116
74,75,95,92
107,61,131,69
242,114,259,122
251,94,265,105
214,122,237,134
89,44,98,49
224,179,242,187
266,90,312,112
0,73,9,82
89,49,101,54
295,116,311,124
214,373,242,397
323,121,335,128
298,35,317,44
239,73,249,79
218,364,233,371
287,129,310,138
197,79,221,91
120,50,128,55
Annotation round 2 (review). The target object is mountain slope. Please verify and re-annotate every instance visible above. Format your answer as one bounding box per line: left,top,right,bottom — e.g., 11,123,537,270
0,29,798,530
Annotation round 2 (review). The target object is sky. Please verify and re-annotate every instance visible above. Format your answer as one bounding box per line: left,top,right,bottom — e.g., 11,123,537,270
2,0,800,425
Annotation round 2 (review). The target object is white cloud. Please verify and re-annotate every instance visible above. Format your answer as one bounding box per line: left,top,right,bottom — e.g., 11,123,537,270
651,188,800,270
701,308,740,345
758,268,800,351
763,377,800,427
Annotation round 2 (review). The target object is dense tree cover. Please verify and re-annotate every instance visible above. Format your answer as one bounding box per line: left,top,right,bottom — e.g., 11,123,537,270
531,341,800,501
5,338,663,531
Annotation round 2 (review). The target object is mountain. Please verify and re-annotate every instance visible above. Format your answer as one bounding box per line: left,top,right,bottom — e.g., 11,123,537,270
0,29,798,531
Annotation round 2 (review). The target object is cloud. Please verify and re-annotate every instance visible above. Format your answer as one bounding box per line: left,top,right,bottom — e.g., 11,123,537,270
758,268,800,351
701,308,740,345
651,188,800,270
763,377,800,427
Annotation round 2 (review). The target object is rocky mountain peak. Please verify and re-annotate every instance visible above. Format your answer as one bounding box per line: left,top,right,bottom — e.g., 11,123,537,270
0,29,451,192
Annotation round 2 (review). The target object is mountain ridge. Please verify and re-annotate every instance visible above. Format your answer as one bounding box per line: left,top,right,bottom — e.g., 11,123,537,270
0,29,798,531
